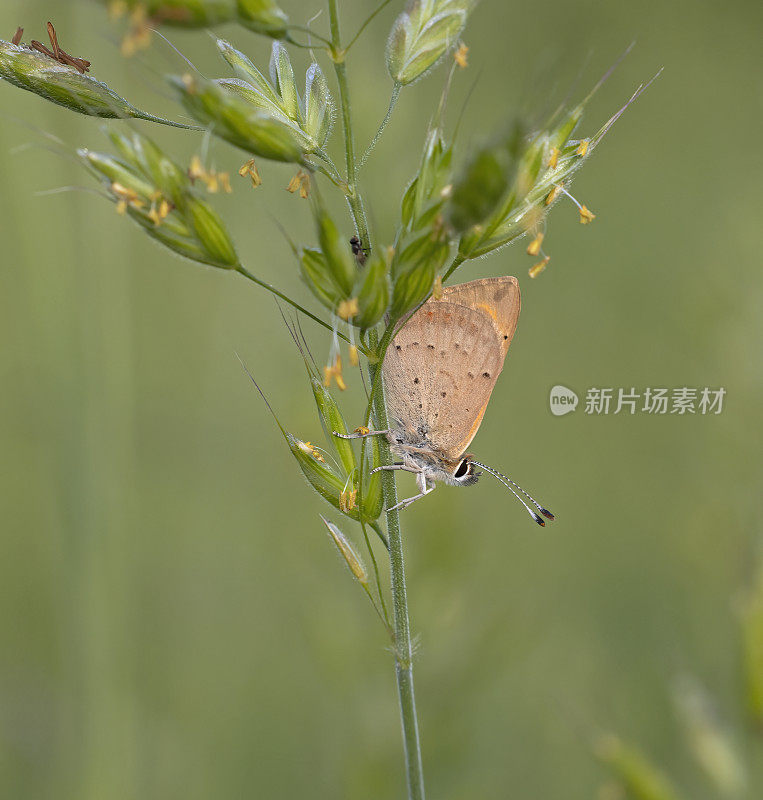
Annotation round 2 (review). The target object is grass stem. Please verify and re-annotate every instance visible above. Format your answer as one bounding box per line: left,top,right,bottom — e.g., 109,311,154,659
327,3,426,796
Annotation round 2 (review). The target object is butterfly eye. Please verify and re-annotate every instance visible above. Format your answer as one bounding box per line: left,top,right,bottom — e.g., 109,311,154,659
454,459,470,479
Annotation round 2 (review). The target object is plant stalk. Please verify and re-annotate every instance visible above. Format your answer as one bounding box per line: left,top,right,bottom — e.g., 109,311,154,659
359,82,401,169
369,330,426,800
327,0,371,250
327,3,425,796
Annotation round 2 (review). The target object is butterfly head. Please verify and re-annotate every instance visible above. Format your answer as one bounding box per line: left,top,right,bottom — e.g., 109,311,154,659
442,454,481,487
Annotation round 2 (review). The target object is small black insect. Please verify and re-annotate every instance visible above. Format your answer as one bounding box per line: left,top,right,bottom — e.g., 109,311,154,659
349,235,369,265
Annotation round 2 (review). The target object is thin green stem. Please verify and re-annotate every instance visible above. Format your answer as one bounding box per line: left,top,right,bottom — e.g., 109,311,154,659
285,26,333,46
360,521,391,626
234,264,359,348
370,519,390,551
327,0,371,250
305,157,345,190
345,0,394,53
327,3,425,796
313,149,343,182
359,83,401,170
132,112,203,131
361,582,393,636
368,328,426,800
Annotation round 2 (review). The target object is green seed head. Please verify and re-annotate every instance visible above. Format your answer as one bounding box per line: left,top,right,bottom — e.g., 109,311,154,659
80,133,238,270
354,256,390,330
269,41,300,121
446,120,525,233
310,378,357,477
315,206,357,298
169,73,305,162
237,0,289,38
0,40,138,118
320,517,368,584
387,0,474,86
186,197,239,268
287,433,346,511
302,62,334,149
100,0,236,26
390,233,448,318
299,246,342,309
216,39,333,152
361,435,384,523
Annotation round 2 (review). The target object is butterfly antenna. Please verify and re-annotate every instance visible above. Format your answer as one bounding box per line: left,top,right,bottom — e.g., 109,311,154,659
471,461,555,526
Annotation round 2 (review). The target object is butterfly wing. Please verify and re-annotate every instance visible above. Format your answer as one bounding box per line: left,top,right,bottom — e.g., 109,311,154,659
438,276,520,360
383,277,521,461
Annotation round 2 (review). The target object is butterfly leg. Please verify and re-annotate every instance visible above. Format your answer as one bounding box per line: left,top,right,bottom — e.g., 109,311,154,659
386,472,435,512
370,463,420,475
333,428,391,440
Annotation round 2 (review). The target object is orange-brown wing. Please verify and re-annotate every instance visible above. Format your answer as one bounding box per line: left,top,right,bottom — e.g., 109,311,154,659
382,301,506,461
437,276,520,361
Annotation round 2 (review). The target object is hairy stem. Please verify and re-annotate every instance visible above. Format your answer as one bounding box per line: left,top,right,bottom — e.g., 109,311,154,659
368,329,426,800
327,3,425,797
327,0,371,250
359,83,401,170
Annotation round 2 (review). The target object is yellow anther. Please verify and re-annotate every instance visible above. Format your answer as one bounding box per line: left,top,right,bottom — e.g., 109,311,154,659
297,440,325,462
337,297,359,321
188,155,205,183
148,204,163,226
121,7,152,57
323,355,347,391
575,139,590,157
189,156,232,195
349,345,359,367
286,170,310,199
238,159,262,188
526,232,544,256
353,426,370,435
286,173,301,193
110,183,144,213
528,256,550,278
339,487,358,513
158,198,172,219
578,205,596,224
454,43,469,68
432,275,444,300
545,184,563,206
548,147,560,169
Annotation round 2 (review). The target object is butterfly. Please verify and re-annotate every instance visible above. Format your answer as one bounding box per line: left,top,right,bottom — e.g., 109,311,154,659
339,277,554,525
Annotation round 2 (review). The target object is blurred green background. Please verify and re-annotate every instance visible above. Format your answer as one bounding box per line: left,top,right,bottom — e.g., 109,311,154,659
1,1,761,798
